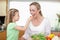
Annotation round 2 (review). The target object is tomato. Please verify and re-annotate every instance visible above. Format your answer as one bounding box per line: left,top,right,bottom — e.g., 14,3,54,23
58,33,60,37
46,36,52,40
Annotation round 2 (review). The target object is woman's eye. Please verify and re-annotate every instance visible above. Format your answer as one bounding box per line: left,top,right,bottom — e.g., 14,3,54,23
31,9,35,12
30,9,35,12
32,10,35,12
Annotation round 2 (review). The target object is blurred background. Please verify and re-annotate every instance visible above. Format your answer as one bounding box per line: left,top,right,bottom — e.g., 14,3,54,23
9,1,60,31
0,0,60,40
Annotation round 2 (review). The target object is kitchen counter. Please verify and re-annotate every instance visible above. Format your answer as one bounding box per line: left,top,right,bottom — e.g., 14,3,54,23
51,31,60,37
0,30,6,40
0,30,60,40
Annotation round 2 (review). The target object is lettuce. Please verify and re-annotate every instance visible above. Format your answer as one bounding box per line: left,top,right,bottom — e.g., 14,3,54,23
31,33,46,40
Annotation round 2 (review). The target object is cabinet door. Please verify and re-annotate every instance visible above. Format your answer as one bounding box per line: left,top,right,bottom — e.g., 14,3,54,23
0,0,7,16
0,0,7,40
0,31,6,40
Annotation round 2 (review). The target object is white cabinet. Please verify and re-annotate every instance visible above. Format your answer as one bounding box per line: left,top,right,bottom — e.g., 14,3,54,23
0,1,6,16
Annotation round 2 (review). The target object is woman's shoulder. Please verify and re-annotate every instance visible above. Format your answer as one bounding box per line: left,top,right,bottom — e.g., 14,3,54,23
44,17,50,22
43,18,51,25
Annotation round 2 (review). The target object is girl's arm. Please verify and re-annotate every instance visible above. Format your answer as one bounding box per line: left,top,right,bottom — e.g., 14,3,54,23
14,16,32,31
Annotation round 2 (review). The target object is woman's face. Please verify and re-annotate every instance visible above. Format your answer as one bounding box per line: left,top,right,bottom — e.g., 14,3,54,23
30,5,40,17
13,12,19,21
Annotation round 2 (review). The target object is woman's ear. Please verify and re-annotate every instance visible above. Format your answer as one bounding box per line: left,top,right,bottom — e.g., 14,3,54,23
38,9,41,14
39,9,41,12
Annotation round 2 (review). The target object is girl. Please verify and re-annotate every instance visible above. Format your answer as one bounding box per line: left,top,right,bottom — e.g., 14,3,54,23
7,8,32,40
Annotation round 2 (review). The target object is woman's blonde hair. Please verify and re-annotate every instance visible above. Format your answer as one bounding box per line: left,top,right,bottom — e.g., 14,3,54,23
30,2,43,16
7,8,19,25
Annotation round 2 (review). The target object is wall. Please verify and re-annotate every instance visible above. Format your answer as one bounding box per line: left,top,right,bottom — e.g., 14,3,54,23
9,1,60,27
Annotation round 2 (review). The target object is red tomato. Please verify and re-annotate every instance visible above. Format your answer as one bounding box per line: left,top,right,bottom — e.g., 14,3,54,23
46,36,52,40
58,33,60,37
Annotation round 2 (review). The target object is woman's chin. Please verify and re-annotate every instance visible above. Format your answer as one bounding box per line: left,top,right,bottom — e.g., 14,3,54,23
16,19,19,21
33,16,37,18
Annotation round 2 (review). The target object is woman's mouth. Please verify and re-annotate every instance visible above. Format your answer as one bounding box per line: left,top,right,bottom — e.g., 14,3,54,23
31,13,35,16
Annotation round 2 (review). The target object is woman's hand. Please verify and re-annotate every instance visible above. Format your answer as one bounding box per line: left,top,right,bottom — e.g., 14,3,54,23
27,37,32,40
19,37,25,40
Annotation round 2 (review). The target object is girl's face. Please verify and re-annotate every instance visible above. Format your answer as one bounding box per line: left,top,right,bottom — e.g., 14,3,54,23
13,12,19,21
30,5,40,17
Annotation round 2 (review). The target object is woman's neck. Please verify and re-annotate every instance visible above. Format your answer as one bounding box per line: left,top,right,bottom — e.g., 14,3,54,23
32,14,44,26
33,14,43,21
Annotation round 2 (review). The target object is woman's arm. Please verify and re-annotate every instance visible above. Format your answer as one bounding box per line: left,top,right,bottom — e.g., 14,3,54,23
19,37,25,40
20,26,31,40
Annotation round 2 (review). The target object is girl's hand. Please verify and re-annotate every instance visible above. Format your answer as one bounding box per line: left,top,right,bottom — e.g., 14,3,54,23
29,16,33,21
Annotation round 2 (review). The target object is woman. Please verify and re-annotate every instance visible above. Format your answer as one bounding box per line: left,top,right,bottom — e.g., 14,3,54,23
20,2,51,40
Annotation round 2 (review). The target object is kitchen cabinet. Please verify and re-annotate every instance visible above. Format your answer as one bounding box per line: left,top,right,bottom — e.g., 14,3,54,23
0,0,8,26
0,0,7,40
19,31,24,38
0,30,6,40
0,0,6,16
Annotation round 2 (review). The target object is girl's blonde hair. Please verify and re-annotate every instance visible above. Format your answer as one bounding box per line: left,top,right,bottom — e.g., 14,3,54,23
30,2,43,16
7,8,19,25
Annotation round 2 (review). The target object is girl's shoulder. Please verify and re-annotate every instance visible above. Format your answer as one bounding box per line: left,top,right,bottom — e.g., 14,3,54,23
7,22,16,26
7,22,16,29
